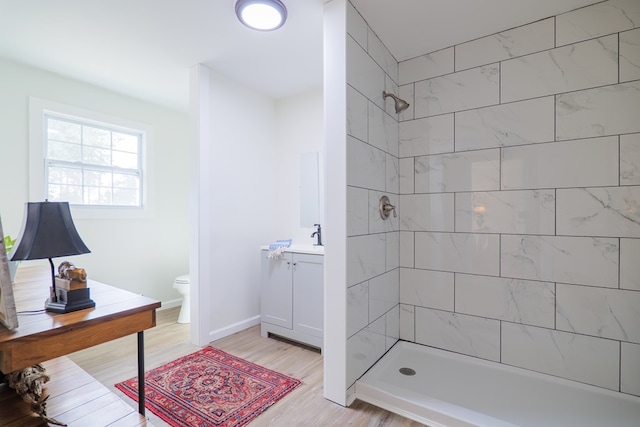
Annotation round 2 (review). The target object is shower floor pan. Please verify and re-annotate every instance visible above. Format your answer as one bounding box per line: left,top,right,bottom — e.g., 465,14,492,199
356,341,640,427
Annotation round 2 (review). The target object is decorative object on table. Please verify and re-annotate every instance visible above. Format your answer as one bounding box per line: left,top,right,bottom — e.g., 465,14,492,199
115,346,302,427
5,364,67,426
267,238,292,259
54,260,92,310
0,217,18,330
10,201,94,313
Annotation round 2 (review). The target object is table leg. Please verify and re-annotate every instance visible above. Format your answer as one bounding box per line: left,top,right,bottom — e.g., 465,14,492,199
137,331,145,415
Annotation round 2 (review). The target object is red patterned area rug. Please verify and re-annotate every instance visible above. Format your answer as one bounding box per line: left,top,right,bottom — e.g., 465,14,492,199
115,347,301,427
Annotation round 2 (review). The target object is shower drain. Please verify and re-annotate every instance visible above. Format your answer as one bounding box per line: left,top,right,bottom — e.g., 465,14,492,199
399,367,416,376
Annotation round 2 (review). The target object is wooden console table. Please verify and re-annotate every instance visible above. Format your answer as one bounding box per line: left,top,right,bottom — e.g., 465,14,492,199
0,266,161,415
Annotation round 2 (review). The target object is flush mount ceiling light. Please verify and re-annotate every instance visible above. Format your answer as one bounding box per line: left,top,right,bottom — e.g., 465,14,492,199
235,0,287,31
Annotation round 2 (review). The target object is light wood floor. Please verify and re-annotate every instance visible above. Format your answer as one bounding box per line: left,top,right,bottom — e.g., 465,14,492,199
0,356,149,426
67,307,426,427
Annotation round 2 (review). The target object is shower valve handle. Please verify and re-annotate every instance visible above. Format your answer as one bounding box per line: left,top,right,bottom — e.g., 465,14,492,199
383,203,397,217
379,195,397,220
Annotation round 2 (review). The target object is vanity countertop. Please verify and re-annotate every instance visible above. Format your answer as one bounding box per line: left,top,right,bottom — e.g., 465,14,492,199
261,244,324,255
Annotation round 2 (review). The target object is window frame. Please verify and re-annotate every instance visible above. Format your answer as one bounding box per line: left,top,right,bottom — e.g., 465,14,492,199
29,97,153,219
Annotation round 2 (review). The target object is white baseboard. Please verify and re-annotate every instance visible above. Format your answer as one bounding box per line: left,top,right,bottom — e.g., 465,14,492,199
158,298,183,310
208,315,261,342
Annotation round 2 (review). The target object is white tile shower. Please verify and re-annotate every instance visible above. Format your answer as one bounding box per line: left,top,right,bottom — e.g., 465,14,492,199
345,0,640,400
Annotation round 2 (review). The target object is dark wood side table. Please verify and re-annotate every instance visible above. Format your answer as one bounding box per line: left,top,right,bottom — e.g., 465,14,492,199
0,266,161,415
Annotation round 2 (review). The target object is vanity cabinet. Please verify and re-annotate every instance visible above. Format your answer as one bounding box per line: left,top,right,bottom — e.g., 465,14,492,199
260,249,323,350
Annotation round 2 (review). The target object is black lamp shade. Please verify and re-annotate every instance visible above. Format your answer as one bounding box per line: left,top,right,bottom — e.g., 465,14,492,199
11,201,90,261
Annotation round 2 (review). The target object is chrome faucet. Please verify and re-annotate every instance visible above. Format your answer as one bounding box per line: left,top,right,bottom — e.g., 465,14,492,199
311,223,323,246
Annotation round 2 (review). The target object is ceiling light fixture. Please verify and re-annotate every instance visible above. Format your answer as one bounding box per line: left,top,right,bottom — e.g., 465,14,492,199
235,0,287,31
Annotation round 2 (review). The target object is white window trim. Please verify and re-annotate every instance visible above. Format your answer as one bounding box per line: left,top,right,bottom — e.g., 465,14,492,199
29,96,154,219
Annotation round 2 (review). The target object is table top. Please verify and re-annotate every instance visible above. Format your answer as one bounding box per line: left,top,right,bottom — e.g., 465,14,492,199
0,266,161,346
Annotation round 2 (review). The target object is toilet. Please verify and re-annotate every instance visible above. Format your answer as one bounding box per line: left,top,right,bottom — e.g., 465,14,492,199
173,274,190,324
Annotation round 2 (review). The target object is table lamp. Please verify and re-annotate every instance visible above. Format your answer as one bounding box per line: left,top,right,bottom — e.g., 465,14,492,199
10,200,94,313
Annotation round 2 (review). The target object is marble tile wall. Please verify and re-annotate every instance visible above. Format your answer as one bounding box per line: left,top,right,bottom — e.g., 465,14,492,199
395,0,640,396
621,28,640,81
414,64,500,116
454,97,555,151
345,1,401,388
454,18,555,71
501,35,619,103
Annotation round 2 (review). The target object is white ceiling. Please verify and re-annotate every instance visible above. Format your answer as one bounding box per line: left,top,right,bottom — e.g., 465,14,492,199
0,0,599,112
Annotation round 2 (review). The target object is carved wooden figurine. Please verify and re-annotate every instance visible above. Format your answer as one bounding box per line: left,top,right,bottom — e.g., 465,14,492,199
56,261,87,291
5,364,66,425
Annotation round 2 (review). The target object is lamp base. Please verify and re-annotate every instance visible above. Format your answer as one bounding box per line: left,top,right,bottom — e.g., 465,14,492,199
45,287,96,313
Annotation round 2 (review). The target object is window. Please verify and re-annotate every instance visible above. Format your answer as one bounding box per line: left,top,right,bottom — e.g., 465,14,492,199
45,115,143,207
29,97,152,219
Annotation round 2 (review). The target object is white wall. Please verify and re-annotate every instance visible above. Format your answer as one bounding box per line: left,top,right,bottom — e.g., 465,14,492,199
191,67,279,342
0,56,189,306
189,64,324,345
274,88,324,244
323,0,349,406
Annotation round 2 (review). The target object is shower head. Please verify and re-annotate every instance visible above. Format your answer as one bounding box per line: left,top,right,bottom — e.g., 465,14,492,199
382,91,410,114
